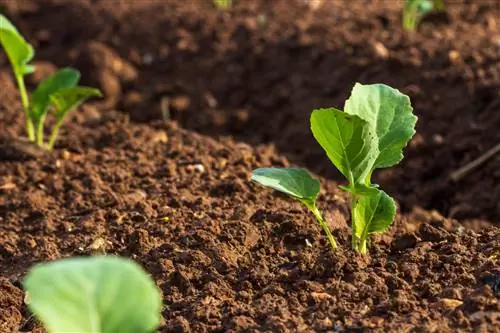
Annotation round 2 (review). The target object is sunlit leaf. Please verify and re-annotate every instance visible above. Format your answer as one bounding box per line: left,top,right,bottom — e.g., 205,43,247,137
344,83,417,169
50,86,102,120
30,68,80,122
23,256,162,333
0,14,34,76
310,108,378,188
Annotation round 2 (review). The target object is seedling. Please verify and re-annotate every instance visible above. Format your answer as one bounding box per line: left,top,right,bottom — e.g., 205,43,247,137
23,256,162,333
252,83,417,253
252,168,337,249
0,14,101,149
213,0,232,10
402,0,445,31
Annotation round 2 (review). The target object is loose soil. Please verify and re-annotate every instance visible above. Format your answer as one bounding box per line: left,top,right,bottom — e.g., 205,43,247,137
0,0,499,332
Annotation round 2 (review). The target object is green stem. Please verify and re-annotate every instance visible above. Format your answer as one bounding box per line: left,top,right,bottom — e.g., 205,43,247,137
358,223,371,254
47,120,62,150
403,10,419,31
351,193,370,254
309,204,337,250
15,74,35,141
35,115,46,147
358,238,368,254
350,193,359,250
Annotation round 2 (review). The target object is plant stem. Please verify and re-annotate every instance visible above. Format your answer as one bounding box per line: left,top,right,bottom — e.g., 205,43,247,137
358,238,368,254
35,115,46,147
47,121,62,150
351,193,370,254
350,193,359,250
310,204,337,250
15,74,35,141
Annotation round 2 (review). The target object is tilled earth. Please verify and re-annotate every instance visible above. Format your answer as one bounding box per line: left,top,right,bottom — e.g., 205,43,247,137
0,0,499,332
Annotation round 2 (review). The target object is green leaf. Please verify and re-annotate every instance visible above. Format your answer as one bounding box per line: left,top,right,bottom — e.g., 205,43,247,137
339,183,379,196
353,189,396,240
344,83,417,169
50,86,102,121
252,167,320,206
30,68,80,122
310,108,379,188
0,14,35,76
214,0,232,10
23,256,162,333
252,167,338,249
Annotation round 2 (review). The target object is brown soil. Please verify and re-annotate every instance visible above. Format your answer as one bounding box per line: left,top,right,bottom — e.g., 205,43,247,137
0,0,499,332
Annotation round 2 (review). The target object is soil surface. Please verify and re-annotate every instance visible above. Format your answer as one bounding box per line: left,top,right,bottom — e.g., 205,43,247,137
0,0,499,332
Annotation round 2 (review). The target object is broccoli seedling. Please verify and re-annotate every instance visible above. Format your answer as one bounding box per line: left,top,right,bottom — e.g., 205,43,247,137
0,14,101,149
214,0,232,10
23,256,162,333
252,83,417,253
252,168,337,249
402,0,445,31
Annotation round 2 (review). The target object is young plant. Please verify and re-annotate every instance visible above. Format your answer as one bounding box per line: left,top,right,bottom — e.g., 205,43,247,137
213,0,232,10
252,168,337,249
23,256,162,333
252,83,417,254
402,0,445,31
0,14,101,149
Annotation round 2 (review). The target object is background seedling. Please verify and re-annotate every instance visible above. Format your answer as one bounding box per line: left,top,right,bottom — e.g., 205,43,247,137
23,256,162,333
0,14,101,149
253,83,417,254
214,0,232,10
252,168,337,249
402,0,445,31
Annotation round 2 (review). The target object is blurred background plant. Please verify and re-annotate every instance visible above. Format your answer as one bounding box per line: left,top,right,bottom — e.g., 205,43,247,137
403,0,446,31
214,0,232,10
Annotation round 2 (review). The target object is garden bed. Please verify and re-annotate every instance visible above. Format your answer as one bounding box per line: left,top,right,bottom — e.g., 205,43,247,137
0,0,499,332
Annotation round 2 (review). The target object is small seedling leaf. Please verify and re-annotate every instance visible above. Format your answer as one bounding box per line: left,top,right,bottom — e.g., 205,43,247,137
339,183,379,196
252,167,337,249
310,108,378,188
0,14,34,76
344,83,417,170
50,86,102,121
23,256,162,333
252,167,320,206
353,188,396,239
30,68,80,122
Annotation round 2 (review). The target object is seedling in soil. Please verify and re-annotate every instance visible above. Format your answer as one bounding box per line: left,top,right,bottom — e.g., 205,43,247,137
214,0,232,10
23,256,162,333
402,0,445,31
253,83,417,254
252,168,337,249
0,14,101,149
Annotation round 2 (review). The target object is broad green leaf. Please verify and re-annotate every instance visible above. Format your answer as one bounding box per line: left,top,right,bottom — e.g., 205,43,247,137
0,14,35,76
344,83,417,169
353,189,396,240
30,68,81,122
23,256,162,333
50,86,102,121
310,108,378,187
252,167,320,206
252,167,338,249
339,183,379,196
